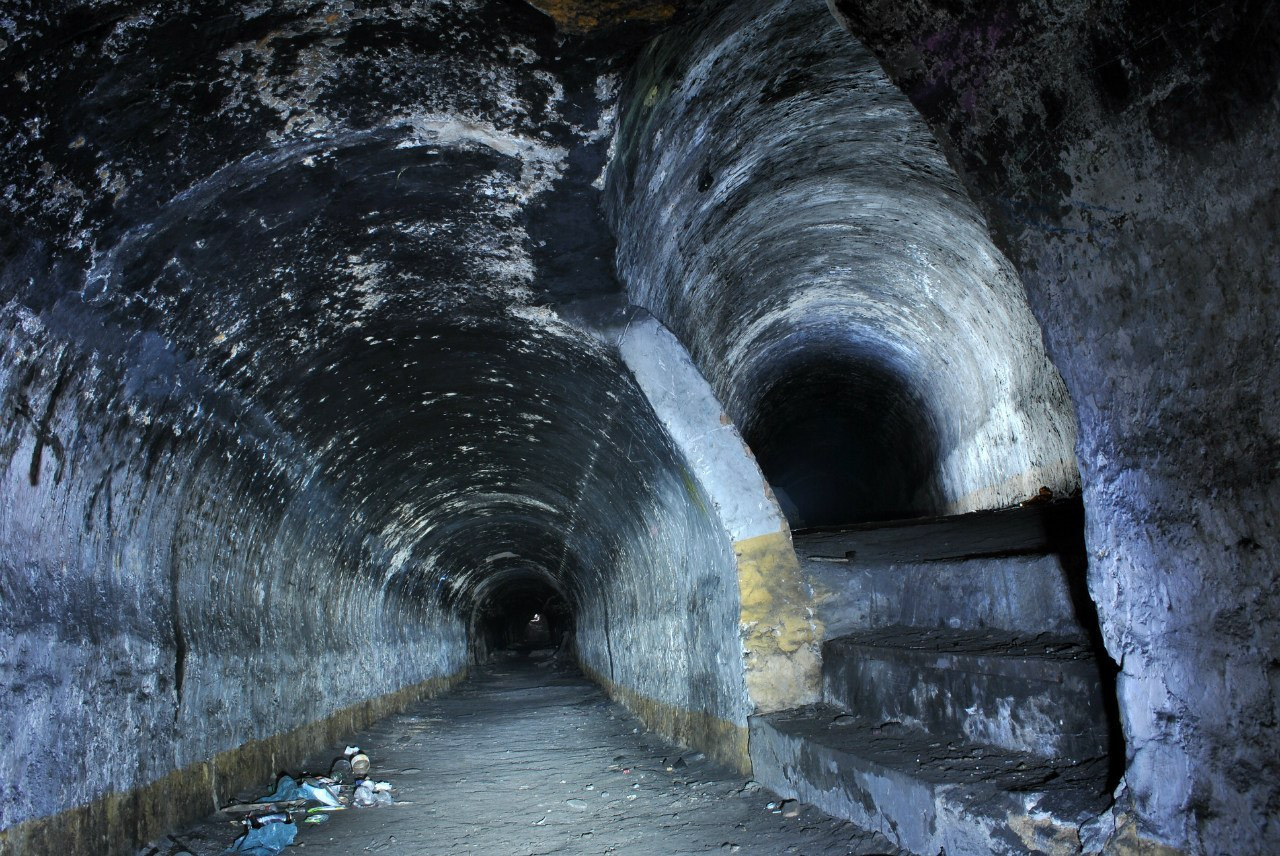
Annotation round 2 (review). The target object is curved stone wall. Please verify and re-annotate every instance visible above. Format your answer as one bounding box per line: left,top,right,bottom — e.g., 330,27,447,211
606,0,1079,526
1,1,1273,854
0,300,467,840
0,1,754,849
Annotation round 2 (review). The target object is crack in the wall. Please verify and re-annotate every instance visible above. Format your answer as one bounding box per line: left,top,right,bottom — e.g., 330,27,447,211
169,517,187,725
602,594,615,684
16,352,72,487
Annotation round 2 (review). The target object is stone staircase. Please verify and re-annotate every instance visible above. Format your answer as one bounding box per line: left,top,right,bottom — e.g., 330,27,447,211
749,499,1119,856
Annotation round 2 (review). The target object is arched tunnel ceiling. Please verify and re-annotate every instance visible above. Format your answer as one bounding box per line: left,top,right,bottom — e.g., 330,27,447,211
0,0,710,613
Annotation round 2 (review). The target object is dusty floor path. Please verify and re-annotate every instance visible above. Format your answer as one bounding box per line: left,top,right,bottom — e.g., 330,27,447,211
161,657,900,856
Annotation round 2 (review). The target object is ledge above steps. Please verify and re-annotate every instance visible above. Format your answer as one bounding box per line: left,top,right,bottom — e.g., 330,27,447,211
793,498,1085,565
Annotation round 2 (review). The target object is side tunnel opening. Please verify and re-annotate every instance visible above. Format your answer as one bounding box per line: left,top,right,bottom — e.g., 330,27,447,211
603,0,1123,847
742,350,940,528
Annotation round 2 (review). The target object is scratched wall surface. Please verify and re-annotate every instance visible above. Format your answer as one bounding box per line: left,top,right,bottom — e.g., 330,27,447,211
0,0,748,840
0,304,469,827
606,0,1080,528
829,0,1280,852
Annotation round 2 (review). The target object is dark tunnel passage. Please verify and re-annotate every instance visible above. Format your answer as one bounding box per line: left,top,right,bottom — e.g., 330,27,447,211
0,2,750,845
742,350,941,528
470,573,574,659
1,0,1277,854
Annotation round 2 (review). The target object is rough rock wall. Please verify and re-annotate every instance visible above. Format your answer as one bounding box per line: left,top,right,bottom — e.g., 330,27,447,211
828,0,1280,851
605,0,1079,525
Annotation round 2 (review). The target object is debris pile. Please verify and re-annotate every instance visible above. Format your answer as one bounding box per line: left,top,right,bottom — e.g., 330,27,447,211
220,746,397,855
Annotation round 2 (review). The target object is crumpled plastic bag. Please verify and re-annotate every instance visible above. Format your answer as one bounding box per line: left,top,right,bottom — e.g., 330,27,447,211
224,820,296,855
260,775,340,806
259,775,301,803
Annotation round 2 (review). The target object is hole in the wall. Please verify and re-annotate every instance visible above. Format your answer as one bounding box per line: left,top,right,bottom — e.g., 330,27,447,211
743,352,940,528
471,575,574,662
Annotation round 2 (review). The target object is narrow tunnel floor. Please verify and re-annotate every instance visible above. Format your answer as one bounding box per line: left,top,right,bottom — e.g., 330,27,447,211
157,657,901,856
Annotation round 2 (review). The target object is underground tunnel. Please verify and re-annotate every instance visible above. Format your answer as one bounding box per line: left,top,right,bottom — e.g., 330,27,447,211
0,0,1276,855
469,569,573,660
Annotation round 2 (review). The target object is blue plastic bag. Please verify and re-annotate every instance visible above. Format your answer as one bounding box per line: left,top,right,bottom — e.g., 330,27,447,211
259,775,302,802
225,820,297,855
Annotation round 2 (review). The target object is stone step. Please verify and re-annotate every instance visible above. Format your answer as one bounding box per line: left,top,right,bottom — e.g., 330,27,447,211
749,705,1111,856
794,498,1098,642
794,497,1085,564
802,550,1090,640
822,627,1112,761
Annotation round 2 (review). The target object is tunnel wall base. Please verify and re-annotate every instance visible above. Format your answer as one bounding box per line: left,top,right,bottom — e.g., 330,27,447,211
576,311,822,756
0,668,464,856
580,661,750,774
733,530,822,713
613,313,821,712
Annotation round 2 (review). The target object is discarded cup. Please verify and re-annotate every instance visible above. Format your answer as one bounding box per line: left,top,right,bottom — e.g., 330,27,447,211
331,757,353,781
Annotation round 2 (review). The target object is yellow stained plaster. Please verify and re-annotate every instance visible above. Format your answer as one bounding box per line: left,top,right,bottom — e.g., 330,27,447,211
582,661,750,774
521,0,678,34
1103,814,1190,856
1007,811,1084,856
734,529,822,712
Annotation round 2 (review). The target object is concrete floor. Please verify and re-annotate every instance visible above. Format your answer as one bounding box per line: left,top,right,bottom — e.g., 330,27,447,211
153,655,901,856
